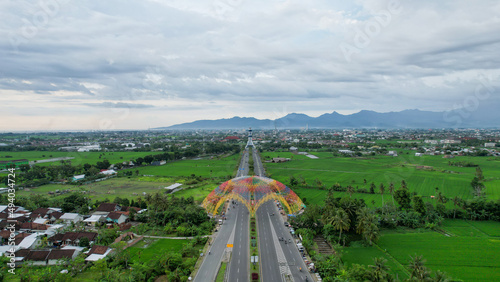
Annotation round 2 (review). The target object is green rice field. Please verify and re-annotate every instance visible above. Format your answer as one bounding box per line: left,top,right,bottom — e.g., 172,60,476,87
263,152,500,201
343,220,500,281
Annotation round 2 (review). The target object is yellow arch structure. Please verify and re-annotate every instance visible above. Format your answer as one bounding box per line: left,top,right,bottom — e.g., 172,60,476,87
202,176,304,217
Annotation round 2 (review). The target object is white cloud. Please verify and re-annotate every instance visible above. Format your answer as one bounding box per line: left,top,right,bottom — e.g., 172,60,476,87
0,0,499,130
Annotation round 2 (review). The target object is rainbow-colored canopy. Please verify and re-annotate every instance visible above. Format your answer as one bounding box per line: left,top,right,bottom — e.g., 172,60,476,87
202,176,305,216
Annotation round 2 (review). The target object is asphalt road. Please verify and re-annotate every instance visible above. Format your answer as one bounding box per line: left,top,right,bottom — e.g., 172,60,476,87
236,150,250,177
256,201,283,282
227,201,250,282
257,201,314,282
252,148,266,177
194,204,236,282
197,145,310,282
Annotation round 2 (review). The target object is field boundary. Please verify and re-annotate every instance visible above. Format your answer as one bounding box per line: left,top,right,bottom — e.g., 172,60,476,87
373,243,410,278
465,221,491,237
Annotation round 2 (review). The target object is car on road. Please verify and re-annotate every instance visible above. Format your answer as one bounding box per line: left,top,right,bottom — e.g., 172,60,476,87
284,222,289,227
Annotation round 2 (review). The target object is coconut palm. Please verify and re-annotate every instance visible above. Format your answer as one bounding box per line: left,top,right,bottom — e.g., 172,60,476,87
356,207,371,234
434,270,450,282
388,182,395,205
379,183,385,207
363,222,380,246
369,257,389,281
408,254,431,281
347,185,354,198
328,208,350,245
452,196,460,219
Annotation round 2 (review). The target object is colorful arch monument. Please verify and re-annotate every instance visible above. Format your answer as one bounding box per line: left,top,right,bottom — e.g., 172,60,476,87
202,176,305,216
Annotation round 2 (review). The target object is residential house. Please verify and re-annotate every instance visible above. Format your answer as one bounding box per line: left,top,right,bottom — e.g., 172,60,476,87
33,218,49,225
47,249,76,265
83,215,104,227
106,212,128,225
20,222,48,234
48,211,64,223
100,169,117,176
49,232,98,247
24,250,50,266
93,203,121,216
59,213,83,224
30,207,53,220
85,245,112,262
72,174,85,182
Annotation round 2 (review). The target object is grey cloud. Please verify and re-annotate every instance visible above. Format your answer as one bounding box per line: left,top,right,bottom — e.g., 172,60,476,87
1,0,500,129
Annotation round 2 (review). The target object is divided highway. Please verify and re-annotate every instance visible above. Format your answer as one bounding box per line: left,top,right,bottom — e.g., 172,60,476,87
227,202,250,282
236,149,250,177
252,148,265,177
194,203,237,282
196,147,312,281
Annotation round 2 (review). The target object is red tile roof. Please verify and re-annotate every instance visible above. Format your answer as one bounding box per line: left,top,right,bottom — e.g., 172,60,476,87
107,212,124,220
25,250,50,261
47,249,75,260
96,203,119,212
88,245,108,255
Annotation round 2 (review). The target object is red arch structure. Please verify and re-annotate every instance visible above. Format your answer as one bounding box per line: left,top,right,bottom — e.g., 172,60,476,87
202,176,305,216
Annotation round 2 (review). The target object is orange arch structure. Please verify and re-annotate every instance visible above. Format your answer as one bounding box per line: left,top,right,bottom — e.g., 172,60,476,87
202,176,305,216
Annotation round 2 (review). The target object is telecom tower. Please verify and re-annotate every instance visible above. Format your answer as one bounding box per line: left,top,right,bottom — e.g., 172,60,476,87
245,127,254,148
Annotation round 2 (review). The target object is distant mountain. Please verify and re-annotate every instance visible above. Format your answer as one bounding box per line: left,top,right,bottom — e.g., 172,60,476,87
155,108,500,130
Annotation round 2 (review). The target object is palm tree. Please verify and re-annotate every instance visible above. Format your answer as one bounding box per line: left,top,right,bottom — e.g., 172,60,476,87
388,182,395,205
356,208,379,245
434,270,450,282
347,185,354,198
363,222,380,246
328,208,350,245
379,183,385,207
356,207,371,234
452,196,460,219
408,254,431,281
369,257,389,281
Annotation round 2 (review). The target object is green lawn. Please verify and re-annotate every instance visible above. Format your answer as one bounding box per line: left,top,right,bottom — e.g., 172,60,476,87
376,222,500,281
16,178,173,202
15,153,240,203
174,183,218,203
128,238,189,262
0,151,159,166
215,262,227,282
134,154,239,178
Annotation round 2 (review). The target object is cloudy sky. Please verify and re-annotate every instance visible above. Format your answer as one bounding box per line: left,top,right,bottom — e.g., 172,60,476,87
1,0,499,130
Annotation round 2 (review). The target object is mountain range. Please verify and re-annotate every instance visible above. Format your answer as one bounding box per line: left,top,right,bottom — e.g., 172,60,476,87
155,108,499,130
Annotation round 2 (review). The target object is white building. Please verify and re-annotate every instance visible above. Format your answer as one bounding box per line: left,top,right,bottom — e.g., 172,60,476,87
84,215,105,226
60,213,83,224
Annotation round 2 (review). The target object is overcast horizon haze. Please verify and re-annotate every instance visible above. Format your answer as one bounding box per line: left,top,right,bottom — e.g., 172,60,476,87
1,0,499,131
